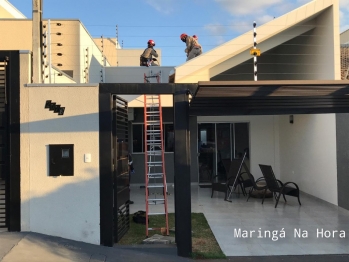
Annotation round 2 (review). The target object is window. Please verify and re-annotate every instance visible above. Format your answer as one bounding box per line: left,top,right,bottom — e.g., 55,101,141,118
132,123,174,153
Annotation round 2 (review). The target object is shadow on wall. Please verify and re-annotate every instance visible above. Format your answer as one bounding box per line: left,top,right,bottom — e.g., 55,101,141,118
89,55,104,83
20,112,99,133
23,168,100,246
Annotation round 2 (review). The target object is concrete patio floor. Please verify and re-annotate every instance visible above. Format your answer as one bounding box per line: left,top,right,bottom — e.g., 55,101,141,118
130,184,349,257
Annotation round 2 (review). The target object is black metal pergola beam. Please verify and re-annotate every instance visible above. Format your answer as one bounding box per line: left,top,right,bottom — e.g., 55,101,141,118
99,83,197,255
0,51,21,232
173,87,192,257
190,80,349,116
100,83,177,94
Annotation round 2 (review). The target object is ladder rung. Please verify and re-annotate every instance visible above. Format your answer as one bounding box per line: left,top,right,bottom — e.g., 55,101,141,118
147,161,162,164
147,185,165,188
147,140,162,142
148,199,165,201
148,213,166,215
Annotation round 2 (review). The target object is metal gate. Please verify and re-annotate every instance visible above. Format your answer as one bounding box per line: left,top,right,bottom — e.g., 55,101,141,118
0,59,8,229
112,95,130,242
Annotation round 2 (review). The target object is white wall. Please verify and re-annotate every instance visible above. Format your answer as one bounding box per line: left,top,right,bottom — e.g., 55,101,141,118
104,66,174,83
197,115,280,179
20,83,100,245
79,24,110,84
279,114,338,205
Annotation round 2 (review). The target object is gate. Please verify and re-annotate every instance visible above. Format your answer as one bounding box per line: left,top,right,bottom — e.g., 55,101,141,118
0,59,8,229
112,95,130,242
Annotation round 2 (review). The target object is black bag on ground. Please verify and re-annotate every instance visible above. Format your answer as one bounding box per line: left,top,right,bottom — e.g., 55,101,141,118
133,211,148,224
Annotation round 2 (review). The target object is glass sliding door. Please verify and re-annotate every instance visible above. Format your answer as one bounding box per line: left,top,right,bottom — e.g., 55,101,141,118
216,123,231,176
197,122,250,184
233,123,250,168
198,124,215,183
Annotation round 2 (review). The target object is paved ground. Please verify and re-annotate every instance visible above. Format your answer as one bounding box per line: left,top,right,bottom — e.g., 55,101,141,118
2,231,349,261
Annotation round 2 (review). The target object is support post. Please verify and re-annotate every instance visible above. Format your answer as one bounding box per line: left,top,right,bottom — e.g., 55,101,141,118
173,87,192,257
99,93,114,246
253,21,257,81
32,0,43,83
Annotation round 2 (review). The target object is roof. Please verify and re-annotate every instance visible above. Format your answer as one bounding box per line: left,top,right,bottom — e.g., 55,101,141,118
174,0,340,83
190,80,349,116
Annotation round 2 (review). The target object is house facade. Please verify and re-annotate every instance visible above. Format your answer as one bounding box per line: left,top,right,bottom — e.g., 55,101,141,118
2,0,349,258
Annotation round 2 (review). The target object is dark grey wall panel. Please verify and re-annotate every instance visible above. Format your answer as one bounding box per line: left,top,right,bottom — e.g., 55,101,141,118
336,113,349,210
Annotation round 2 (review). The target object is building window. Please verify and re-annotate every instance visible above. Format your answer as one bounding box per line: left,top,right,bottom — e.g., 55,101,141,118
132,123,173,153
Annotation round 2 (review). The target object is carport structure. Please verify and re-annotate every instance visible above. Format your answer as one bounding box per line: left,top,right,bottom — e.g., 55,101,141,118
99,79,349,257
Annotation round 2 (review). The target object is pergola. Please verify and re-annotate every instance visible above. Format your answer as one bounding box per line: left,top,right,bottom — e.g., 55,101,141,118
99,80,349,257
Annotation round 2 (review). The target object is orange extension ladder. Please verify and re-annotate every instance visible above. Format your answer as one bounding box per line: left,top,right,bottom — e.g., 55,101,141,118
143,70,169,237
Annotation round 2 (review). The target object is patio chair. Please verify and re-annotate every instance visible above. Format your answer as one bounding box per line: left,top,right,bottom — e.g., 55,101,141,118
211,157,245,200
259,164,301,208
239,162,268,202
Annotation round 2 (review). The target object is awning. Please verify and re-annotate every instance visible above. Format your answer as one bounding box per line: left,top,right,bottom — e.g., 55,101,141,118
190,80,349,116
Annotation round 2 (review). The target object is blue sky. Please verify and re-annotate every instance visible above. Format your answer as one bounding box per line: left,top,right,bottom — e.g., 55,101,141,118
7,0,349,66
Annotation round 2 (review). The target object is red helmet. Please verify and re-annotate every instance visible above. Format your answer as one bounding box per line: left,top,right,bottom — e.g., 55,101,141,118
147,39,155,46
193,35,198,40
180,33,187,40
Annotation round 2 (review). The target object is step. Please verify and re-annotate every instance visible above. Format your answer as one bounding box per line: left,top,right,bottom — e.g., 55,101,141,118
147,185,165,188
147,172,163,175
147,199,165,202
148,213,166,215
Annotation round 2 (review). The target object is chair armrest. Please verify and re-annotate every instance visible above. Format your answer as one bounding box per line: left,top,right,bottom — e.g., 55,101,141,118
282,182,300,191
256,177,265,183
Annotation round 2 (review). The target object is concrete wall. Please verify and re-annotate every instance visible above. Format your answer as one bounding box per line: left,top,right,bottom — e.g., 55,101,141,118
116,49,162,67
79,23,111,84
0,19,107,84
341,30,349,44
93,38,120,66
0,20,32,50
104,66,174,107
20,80,100,244
197,115,280,180
279,114,338,205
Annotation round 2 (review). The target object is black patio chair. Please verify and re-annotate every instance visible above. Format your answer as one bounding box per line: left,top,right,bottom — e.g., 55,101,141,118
211,158,245,200
259,164,301,208
239,162,268,202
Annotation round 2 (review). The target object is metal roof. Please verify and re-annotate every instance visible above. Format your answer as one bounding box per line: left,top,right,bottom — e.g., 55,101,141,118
190,80,349,116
